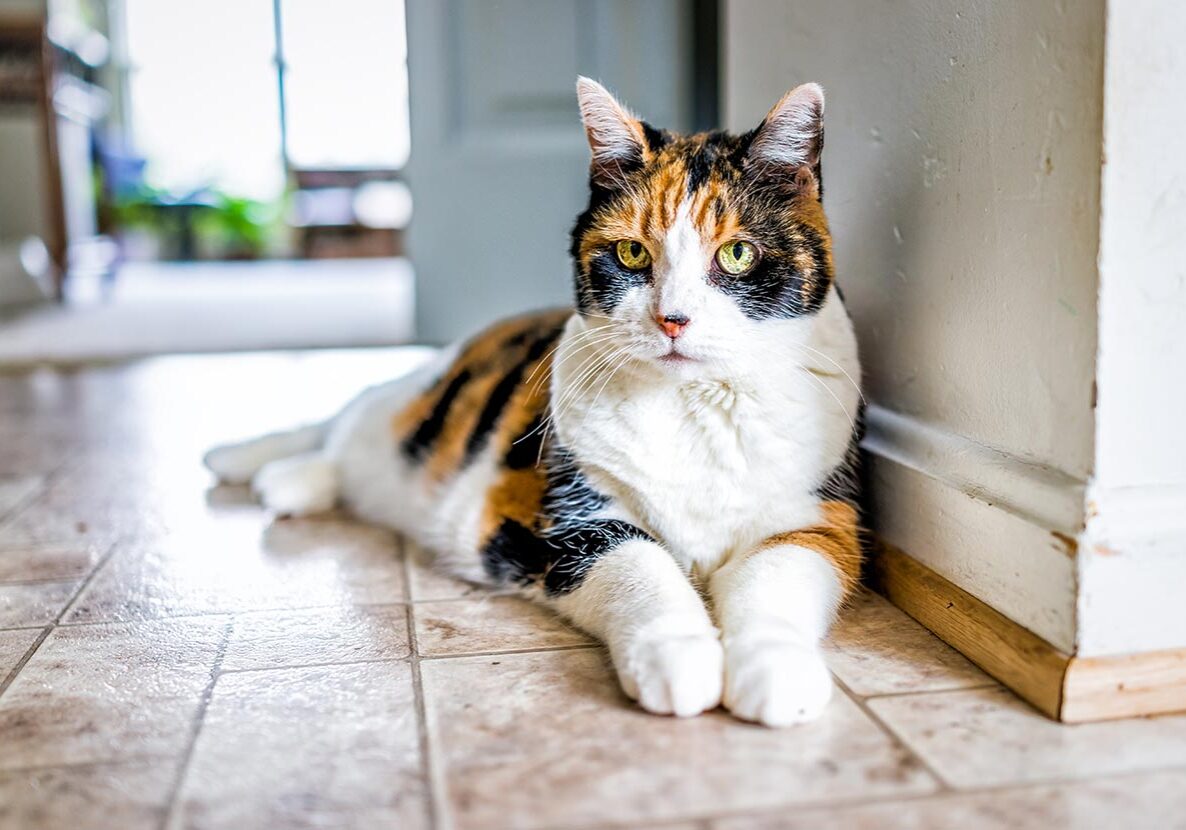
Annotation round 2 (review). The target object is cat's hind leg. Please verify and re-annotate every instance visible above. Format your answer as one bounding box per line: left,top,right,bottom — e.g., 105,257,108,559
203,423,326,485
252,452,339,516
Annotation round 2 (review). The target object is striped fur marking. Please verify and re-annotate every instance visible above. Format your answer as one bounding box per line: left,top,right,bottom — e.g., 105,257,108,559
395,310,568,480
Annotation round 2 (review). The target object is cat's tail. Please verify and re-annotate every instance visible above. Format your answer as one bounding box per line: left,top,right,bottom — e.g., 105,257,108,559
203,423,327,485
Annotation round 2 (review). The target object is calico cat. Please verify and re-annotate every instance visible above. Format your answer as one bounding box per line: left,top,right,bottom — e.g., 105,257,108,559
205,78,862,727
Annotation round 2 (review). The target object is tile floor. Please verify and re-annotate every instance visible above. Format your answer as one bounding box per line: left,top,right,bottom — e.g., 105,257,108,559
0,350,1184,830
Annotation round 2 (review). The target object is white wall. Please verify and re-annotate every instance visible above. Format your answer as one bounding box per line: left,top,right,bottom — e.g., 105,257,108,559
726,0,1105,652
1078,0,1186,656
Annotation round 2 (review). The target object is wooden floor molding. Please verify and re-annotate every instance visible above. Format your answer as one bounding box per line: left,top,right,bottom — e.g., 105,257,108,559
868,542,1186,722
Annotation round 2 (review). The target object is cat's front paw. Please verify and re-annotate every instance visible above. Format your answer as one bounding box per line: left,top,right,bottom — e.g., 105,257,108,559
615,624,723,718
723,637,832,727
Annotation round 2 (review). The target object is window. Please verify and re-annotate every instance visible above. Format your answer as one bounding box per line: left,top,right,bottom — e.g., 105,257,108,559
119,0,408,201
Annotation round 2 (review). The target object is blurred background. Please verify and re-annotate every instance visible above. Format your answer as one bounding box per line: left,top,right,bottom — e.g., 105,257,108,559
0,0,716,361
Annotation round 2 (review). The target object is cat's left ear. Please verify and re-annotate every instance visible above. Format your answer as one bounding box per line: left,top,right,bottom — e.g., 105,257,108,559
576,76,649,189
746,83,825,197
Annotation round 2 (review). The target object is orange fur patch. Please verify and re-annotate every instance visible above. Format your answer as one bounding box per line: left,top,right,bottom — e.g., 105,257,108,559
758,501,862,599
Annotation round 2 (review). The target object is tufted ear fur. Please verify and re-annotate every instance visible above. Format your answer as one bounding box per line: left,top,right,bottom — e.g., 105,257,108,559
576,76,649,189
746,83,825,197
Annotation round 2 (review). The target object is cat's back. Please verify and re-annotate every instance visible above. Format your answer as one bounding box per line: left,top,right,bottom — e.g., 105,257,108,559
327,308,571,561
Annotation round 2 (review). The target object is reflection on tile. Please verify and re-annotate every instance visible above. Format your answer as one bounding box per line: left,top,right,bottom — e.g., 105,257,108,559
869,685,1186,789
712,769,1186,829
423,650,935,830
0,580,79,628
0,617,226,770
826,590,993,696
416,595,593,657
0,628,39,678
405,546,491,601
0,475,45,520
0,545,100,584
174,662,428,830
0,760,178,830
222,604,410,672
66,516,404,623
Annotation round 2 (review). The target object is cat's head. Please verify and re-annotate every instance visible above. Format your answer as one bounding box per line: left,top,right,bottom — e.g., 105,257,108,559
569,77,834,376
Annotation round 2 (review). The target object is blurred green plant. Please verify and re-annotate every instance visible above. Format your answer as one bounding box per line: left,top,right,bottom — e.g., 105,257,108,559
105,184,281,260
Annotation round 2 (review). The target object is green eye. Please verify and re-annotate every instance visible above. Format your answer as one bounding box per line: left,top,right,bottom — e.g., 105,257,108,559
615,240,652,270
716,240,758,275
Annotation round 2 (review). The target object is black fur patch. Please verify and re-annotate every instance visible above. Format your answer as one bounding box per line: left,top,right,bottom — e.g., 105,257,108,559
482,442,653,595
541,519,653,594
463,326,563,463
712,210,832,320
577,249,650,314
504,412,546,469
401,369,472,461
481,517,653,595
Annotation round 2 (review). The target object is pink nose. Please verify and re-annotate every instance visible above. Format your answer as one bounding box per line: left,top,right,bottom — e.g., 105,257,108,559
657,313,690,339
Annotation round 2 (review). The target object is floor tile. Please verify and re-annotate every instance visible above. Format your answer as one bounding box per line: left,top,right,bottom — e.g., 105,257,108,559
0,617,227,770
869,685,1186,789
0,580,79,628
0,544,101,583
415,595,594,657
66,515,404,623
0,628,39,678
0,759,178,830
173,662,428,830
710,768,1186,829
826,590,993,696
222,604,410,672
0,476,45,520
406,545,492,601
422,649,935,830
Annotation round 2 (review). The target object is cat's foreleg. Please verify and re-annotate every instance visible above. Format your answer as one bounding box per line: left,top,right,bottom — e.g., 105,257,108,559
547,532,722,718
710,502,861,727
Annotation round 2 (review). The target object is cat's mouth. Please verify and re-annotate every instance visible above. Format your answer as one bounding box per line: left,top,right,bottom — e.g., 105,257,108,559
658,349,698,365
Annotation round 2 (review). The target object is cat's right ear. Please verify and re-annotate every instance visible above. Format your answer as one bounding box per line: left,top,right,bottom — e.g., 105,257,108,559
576,77,648,188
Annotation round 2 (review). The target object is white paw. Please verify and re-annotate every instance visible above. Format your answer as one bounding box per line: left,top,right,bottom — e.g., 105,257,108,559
204,442,264,484
723,638,833,727
252,454,338,516
615,626,723,718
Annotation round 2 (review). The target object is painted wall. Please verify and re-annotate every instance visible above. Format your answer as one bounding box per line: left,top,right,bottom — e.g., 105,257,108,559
725,0,1106,652
1078,0,1186,656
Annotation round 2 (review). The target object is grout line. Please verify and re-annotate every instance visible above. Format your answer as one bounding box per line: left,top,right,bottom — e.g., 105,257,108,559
832,673,950,794
0,538,120,704
404,542,449,830
859,681,1002,702
0,469,58,527
418,642,600,661
218,655,410,676
160,618,233,830
0,753,179,775
0,575,98,587
53,598,413,628
0,625,53,700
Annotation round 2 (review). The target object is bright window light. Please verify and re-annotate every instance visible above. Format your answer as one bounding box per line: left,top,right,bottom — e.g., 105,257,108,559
122,0,410,200
124,0,284,201
281,0,410,170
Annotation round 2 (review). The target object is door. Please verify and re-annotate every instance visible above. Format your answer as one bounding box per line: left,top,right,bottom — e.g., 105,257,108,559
405,0,707,342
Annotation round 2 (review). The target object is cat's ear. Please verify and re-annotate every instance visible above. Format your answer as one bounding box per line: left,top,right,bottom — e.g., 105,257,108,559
576,76,648,188
746,82,825,196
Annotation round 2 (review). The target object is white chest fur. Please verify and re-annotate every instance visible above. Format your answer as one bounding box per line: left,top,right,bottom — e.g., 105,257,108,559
553,293,860,572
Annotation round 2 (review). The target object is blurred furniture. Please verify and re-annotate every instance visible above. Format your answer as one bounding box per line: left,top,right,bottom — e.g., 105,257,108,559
0,11,108,298
289,169,410,259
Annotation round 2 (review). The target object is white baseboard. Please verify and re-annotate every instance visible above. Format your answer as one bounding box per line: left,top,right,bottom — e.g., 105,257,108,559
862,404,1085,653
